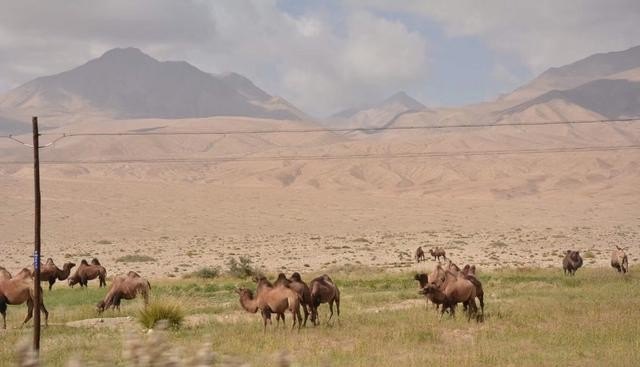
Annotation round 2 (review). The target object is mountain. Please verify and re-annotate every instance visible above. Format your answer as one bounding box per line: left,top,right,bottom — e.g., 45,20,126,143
501,45,640,104
327,91,426,129
0,48,307,127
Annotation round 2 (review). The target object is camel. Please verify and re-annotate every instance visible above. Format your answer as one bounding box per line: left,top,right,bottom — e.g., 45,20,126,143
426,265,477,320
611,246,629,274
0,269,48,329
415,247,426,263
34,258,76,290
309,274,340,326
68,259,107,287
276,272,312,327
563,250,583,276
462,264,485,314
96,271,151,313
429,247,447,261
415,273,444,311
236,280,302,331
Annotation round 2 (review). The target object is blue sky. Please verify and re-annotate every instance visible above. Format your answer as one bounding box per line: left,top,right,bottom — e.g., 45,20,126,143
0,0,638,116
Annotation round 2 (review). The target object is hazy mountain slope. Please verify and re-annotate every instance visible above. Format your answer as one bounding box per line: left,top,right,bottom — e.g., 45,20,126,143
503,79,640,119
501,45,640,104
0,48,306,123
328,91,426,128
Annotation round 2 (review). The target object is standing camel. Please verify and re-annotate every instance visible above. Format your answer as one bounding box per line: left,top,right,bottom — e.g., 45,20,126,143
274,272,312,327
309,274,340,326
68,259,107,287
0,269,49,329
415,247,426,263
611,246,629,274
236,280,302,331
34,258,76,290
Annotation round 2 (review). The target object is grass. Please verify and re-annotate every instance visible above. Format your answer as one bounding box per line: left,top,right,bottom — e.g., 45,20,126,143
0,267,639,366
138,299,184,330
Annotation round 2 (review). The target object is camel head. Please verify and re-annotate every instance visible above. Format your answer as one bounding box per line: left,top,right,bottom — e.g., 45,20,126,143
96,300,106,313
290,272,302,282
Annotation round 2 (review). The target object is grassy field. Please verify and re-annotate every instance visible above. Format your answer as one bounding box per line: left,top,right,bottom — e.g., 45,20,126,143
0,266,639,366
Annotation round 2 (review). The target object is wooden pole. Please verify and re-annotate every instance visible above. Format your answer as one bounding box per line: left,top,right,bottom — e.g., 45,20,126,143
32,116,41,354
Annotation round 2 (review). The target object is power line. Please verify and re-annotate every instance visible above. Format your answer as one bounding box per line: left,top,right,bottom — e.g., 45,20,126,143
0,144,638,165
34,117,639,139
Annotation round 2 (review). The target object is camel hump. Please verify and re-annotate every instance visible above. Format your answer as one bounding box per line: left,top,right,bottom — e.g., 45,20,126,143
290,272,303,282
127,271,141,278
80,259,89,266
91,258,101,266
45,258,55,265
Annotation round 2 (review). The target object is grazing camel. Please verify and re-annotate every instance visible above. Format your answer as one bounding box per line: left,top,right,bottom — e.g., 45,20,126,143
0,269,48,329
415,273,444,311
273,272,312,326
309,274,340,326
68,259,107,287
563,250,583,276
429,247,447,262
96,271,151,313
236,280,302,331
415,247,426,263
611,246,629,274
35,259,76,290
426,265,477,320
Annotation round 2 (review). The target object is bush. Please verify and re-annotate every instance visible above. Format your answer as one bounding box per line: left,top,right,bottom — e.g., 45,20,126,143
226,256,260,279
185,266,220,279
116,254,157,263
138,301,184,330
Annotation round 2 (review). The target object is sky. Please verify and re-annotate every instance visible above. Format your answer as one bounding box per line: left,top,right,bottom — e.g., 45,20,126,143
0,0,639,116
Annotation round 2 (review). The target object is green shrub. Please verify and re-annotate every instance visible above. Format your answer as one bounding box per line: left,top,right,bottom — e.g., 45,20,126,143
138,301,184,330
185,266,220,279
226,256,260,278
116,255,157,263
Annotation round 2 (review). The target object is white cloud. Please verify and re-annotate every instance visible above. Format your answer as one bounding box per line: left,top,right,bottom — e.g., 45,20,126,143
358,0,640,74
0,0,430,116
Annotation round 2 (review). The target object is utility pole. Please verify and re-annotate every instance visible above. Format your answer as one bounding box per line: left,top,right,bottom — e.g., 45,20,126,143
32,116,41,355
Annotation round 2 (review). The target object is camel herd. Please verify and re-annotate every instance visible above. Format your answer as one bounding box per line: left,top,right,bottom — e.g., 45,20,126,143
236,272,340,331
0,257,150,329
0,245,631,330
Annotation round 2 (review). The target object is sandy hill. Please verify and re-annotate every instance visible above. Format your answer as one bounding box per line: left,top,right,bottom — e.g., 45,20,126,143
0,48,307,132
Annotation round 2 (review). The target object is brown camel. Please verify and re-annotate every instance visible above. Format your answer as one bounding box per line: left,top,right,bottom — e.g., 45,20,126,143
96,271,151,313
611,246,629,274
563,250,583,276
415,273,444,311
415,247,426,263
462,264,485,315
236,280,302,331
34,258,76,291
429,247,447,261
309,274,340,326
274,272,312,327
68,259,107,288
427,265,478,320
0,269,48,329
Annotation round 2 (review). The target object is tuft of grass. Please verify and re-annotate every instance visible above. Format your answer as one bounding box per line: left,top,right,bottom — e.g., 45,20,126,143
184,266,220,279
138,301,184,330
116,254,157,263
583,251,595,259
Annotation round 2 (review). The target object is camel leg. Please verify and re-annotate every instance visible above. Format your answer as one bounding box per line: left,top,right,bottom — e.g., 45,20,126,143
23,298,34,326
327,301,334,322
301,304,309,327
0,297,6,329
479,295,484,314
41,301,49,327
49,278,55,291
